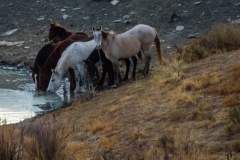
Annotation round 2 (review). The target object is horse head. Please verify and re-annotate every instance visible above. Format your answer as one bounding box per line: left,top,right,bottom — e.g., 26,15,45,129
47,69,62,93
30,66,39,89
92,26,103,49
48,22,69,41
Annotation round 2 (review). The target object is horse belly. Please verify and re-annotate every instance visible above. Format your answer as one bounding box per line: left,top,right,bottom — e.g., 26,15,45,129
118,38,141,59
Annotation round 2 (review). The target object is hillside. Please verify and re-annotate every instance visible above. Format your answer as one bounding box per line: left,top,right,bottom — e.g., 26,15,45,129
1,0,240,159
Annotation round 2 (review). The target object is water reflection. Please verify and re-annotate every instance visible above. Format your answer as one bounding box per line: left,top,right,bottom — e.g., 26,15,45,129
0,66,73,124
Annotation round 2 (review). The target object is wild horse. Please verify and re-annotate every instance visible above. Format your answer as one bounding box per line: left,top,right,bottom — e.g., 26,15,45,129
92,24,163,87
47,37,98,93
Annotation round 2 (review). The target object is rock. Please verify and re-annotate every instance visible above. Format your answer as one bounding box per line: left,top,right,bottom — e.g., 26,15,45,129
0,41,25,46
62,15,69,19
82,16,90,20
176,25,184,31
73,8,81,10
123,15,130,20
110,0,119,5
37,17,44,21
113,19,122,23
129,11,136,15
2,29,18,36
60,9,66,12
194,1,202,5
124,20,130,24
187,33,200,39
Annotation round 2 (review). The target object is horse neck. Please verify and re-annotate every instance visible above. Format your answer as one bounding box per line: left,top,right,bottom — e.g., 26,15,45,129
59,31,73,41
55,52,70,78
87,49,101,64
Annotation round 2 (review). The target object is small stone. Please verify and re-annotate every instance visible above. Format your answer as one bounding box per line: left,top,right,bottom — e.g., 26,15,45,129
82,16,90,20
60,9,66,12
110,0,119,5
2,29,18,36
73,8,81,10
113,19,122,23
37,17,44,21
62,15,69,19
194,1,202,5
176,25,184,31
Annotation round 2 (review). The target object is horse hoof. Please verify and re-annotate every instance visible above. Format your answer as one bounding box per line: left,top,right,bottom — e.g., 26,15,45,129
110,84,117,88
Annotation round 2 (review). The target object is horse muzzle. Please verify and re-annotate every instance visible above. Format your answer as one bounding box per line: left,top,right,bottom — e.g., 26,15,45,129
95,45,101,49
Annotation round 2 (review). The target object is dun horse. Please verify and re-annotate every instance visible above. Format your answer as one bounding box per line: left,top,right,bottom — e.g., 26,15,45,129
47,38,96,93
92,24,163,87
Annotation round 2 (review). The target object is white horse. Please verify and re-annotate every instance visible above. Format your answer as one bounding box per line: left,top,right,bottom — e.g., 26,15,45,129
47,39,96,93
92,24,163,87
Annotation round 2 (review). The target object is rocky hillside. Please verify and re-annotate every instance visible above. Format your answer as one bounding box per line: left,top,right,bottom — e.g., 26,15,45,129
0,0,240,66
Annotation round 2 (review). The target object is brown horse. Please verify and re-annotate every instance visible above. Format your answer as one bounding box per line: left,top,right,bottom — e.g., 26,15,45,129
30,39,59,89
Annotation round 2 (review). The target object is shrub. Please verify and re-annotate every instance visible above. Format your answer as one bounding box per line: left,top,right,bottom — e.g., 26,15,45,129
0,119,24,160
177,23,240,63
24,116,74,160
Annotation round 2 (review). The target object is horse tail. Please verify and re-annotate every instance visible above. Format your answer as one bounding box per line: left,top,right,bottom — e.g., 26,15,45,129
153,28,163,65
121,60,126,73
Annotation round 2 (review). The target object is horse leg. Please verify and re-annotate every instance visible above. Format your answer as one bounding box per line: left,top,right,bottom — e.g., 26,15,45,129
111,59,119,87
142,48,152,76
131,56,137,80
99,63,107,86
77,64,87,92
73,68,81,92
68,68,76,91
105,59,114,86
123,58,130,81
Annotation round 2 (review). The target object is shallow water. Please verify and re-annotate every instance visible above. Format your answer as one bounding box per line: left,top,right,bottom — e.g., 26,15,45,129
0,66,74,124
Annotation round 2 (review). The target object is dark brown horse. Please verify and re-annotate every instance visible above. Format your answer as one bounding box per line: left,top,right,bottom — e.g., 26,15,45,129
84,50,142,86
30,39,59,89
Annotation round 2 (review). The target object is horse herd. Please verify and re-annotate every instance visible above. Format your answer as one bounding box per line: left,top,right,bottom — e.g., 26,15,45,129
30,22,163,93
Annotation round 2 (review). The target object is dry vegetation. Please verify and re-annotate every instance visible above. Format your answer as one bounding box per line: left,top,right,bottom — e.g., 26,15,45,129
2,23,240,159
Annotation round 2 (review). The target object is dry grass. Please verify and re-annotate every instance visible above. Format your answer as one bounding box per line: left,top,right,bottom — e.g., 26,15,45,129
83,121,107,134
0,119,24,160
99,137,118,150
152,52,186,87
177,23,240,63
24,116,74,160
207,64,240,107
181,72,220,91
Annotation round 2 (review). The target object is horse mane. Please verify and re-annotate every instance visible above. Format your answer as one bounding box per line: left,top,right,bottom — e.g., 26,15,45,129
102,30,117,40
50,21,68,32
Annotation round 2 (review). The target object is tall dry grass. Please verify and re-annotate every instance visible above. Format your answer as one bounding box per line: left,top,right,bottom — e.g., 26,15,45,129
177,23,240,63
24,116,74,160
207,63,240,107
0,119,24,160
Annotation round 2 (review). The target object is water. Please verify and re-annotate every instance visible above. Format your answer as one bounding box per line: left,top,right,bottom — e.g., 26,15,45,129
0,66,74,124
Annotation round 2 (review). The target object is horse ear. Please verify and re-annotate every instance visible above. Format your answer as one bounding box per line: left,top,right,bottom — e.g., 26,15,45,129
51,69,55,74
92,27,95,32
100,26,102,31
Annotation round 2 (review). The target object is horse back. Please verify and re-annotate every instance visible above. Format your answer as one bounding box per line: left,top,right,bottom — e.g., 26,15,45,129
42,34,89,70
